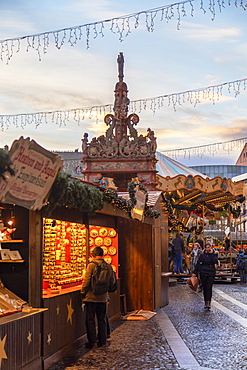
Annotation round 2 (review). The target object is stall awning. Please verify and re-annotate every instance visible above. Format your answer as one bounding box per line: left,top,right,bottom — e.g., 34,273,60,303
156,152,246,207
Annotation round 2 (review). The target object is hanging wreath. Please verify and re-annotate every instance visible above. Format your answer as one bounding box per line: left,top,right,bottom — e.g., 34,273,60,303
103,183,161,219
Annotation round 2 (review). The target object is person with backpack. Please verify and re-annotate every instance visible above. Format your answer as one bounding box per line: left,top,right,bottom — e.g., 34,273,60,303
81,246,117,348
236,249,245,284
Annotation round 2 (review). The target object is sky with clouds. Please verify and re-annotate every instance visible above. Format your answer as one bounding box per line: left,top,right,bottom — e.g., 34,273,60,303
0,0,247,166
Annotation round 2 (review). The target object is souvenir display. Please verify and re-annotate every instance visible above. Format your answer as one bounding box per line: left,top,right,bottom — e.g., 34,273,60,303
42,219,118,295
99,228,108,237
104,256,112,264
95,237,103,246
108,229,117,238
43,219,87,292
104,237,112,246
108,247,117,256
112,265,117,272
90,229,98,238
101,246,108,255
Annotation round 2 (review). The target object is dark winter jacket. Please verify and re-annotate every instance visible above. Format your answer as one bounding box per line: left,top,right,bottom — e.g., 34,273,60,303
193,251,218,277
236,253,245,271
172,236,185,255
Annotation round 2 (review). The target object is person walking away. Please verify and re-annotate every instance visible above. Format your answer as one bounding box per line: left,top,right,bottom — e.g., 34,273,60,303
192,242,218,310
81,246,116,348
172,233,185,274
244,250,247,284
224,234,236,251
168,241,175,272
235,249,245,284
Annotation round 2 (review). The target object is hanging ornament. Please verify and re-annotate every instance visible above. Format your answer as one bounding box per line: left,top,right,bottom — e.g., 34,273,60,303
0,0,246,64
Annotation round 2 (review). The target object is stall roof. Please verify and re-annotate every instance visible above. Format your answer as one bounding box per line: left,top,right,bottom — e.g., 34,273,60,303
156,151,208,179
232,172,247,182
155,152,246,208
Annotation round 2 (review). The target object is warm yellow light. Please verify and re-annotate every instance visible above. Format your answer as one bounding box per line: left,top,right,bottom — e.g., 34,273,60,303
7,220,13,227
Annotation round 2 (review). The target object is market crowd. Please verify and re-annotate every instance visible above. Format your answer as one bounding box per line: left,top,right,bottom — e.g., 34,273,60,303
168,232,247,309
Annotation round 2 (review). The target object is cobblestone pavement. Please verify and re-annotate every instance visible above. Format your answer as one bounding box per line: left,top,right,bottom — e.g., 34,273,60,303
48,283,247,370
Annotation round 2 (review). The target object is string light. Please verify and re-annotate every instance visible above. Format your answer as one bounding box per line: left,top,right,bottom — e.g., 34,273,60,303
0,77,246,131
161,136,247,159
0,0,246,64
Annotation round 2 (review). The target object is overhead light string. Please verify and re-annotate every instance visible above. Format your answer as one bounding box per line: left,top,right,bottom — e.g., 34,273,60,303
0,0,246,64
160,136,247,159
0,77,246,130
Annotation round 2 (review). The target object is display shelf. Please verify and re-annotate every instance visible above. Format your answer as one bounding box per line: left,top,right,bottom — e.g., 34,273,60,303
1,240,24,243
0,260,24,263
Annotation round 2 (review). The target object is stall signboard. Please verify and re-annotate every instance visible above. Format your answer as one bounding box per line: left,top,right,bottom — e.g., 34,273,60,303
131,185,147,222
0,137,63,210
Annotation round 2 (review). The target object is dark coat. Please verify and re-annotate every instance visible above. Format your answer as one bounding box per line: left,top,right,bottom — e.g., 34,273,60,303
236,253,245,271
172,236,185,255
193,251,218,277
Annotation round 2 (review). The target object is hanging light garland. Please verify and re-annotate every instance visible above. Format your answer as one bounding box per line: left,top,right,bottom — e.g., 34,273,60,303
160,136,247,159
0,77,246,131
0,0,246,64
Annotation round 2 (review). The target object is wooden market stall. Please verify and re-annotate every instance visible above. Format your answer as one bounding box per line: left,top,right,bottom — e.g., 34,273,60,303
0,55,170,369
0,187,168,370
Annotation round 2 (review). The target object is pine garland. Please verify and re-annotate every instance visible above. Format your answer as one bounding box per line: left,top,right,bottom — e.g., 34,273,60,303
103,183,161,219
0,150,15,180
45,173,104,216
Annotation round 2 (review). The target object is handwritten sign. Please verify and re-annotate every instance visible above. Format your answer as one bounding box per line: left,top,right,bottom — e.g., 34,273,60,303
0,137,63,210
131,185,147,222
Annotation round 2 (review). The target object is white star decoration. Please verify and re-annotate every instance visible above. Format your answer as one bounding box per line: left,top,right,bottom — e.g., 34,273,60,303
0,335,7,367
67,299,74,325
27,331,32,344
47,333,52,345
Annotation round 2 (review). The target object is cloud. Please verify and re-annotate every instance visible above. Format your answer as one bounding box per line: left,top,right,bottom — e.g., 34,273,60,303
181,22,241,41
0,10,36,37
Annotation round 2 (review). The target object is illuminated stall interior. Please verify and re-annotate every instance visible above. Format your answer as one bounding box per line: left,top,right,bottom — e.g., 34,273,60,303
42,218,118,297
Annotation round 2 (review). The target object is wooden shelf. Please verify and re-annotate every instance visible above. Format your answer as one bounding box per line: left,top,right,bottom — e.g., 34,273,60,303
0,240,24,243
0,260,24,263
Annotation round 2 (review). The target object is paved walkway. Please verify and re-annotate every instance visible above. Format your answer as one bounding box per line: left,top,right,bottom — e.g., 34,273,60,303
48,283,247,370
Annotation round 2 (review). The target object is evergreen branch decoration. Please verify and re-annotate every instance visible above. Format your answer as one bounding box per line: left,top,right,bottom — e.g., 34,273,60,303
103,183,161,219
103,189,133,212
45,173,104,216
0,149,15,180
128,181,147,206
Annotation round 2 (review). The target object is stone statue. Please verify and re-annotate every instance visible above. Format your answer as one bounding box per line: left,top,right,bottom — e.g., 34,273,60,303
81,133,88,153
117,52,124,82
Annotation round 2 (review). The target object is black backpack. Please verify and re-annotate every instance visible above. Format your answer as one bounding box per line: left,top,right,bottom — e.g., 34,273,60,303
91,260,117,295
